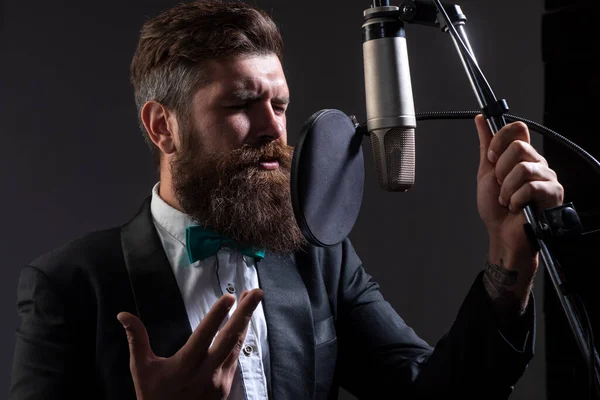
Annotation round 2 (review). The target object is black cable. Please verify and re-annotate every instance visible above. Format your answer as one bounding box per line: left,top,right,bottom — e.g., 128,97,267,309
415,110,600,178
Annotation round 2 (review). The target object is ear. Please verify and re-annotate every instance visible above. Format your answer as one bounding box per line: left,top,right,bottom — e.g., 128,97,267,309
140,101,179,156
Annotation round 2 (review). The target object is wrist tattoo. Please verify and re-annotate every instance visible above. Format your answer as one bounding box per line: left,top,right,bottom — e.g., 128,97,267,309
483,259,524,316
485,259,518,286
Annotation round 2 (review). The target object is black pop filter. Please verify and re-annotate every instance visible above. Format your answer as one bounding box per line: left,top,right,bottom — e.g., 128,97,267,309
290,109,365,247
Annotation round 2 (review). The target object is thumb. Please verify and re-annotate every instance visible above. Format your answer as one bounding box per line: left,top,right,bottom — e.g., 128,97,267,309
474,114,494,172
117,312,153,367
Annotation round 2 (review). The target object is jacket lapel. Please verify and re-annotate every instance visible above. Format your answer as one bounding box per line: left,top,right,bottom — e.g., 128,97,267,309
257,252,315,399
120,197,192,357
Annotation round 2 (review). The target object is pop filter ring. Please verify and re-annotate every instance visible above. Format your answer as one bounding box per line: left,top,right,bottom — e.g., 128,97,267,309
290,109,365,247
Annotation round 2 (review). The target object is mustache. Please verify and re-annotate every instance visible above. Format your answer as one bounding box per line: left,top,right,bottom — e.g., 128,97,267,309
217,140,294,172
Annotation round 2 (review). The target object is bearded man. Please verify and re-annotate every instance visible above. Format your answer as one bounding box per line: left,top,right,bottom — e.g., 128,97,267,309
10,1,564,399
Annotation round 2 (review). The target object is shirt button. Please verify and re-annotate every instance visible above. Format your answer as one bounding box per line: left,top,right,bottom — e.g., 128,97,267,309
226,283,235,294
243,345,253,356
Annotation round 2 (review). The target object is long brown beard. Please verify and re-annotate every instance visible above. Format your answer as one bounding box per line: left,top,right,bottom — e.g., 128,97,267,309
170,137,306,254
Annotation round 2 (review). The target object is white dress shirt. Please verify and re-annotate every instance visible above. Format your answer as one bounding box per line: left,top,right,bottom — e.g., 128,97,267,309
150,182,270,399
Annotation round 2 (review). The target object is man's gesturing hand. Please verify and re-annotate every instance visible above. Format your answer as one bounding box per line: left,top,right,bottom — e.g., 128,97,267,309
117,288,264,400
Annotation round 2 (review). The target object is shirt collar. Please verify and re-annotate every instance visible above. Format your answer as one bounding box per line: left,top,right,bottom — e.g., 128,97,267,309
150,182,197,245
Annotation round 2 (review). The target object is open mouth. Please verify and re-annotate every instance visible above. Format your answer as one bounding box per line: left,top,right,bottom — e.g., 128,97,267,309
259,158,280,170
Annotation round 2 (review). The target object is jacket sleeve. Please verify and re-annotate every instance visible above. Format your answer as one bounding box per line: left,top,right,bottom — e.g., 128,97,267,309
9,266,97,400
333,239,535,399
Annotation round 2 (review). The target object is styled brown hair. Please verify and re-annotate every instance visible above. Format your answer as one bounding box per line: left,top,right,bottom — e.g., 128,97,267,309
130,0,284,164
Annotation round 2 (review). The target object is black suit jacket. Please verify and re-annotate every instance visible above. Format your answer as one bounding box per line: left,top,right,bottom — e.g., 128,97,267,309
10,197,535,399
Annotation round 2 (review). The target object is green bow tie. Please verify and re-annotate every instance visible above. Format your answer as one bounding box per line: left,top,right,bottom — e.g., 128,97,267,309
185,226,266,263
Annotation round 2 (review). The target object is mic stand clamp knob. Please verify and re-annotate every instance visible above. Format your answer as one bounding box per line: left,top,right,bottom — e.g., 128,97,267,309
541,202,584,239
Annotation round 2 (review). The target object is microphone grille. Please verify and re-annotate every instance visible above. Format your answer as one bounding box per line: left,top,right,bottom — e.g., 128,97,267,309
370,127,415,191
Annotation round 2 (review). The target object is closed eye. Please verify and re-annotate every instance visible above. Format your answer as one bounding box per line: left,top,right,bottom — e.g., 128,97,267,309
226,103,248,110
273,104,287,114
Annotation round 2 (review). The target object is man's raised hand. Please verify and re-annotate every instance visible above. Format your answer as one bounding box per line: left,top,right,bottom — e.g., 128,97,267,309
117,288,264,400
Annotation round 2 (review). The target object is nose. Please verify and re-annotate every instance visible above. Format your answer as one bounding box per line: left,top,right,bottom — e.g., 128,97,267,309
252,103,285,145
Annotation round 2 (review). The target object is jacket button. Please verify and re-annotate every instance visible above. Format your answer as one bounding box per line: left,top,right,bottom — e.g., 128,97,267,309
243,345,253,356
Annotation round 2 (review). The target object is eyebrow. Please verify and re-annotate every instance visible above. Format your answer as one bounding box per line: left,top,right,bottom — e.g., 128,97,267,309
229,90,290,105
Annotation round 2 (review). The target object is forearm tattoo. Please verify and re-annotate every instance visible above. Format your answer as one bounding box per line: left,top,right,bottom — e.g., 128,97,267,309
483,259,524,316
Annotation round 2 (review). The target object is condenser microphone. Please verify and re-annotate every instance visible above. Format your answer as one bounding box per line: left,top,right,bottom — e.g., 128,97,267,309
362,3,416,192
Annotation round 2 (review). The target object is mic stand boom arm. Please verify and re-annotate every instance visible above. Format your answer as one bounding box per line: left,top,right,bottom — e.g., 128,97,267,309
391,0,600,395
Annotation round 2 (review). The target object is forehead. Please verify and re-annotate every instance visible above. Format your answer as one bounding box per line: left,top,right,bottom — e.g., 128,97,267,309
202,53,289,99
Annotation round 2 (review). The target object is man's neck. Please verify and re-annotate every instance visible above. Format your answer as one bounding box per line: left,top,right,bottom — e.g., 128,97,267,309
158,172,183,212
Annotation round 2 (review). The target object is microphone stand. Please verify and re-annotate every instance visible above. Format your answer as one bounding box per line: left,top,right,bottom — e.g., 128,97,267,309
374,0,600,396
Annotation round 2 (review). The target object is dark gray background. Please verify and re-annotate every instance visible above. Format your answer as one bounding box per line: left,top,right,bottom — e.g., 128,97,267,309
1,0,547,398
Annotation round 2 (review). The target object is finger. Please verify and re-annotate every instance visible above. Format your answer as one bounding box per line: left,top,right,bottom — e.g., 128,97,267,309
238,290,249,303
220,290,250,371
117,312,154,367
494,140,549,184
488,121,530,164
222,328,247,371
207,288,264,368
180,294,236,360
475,114,494,173
507,180,564,213
498,162,557,208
